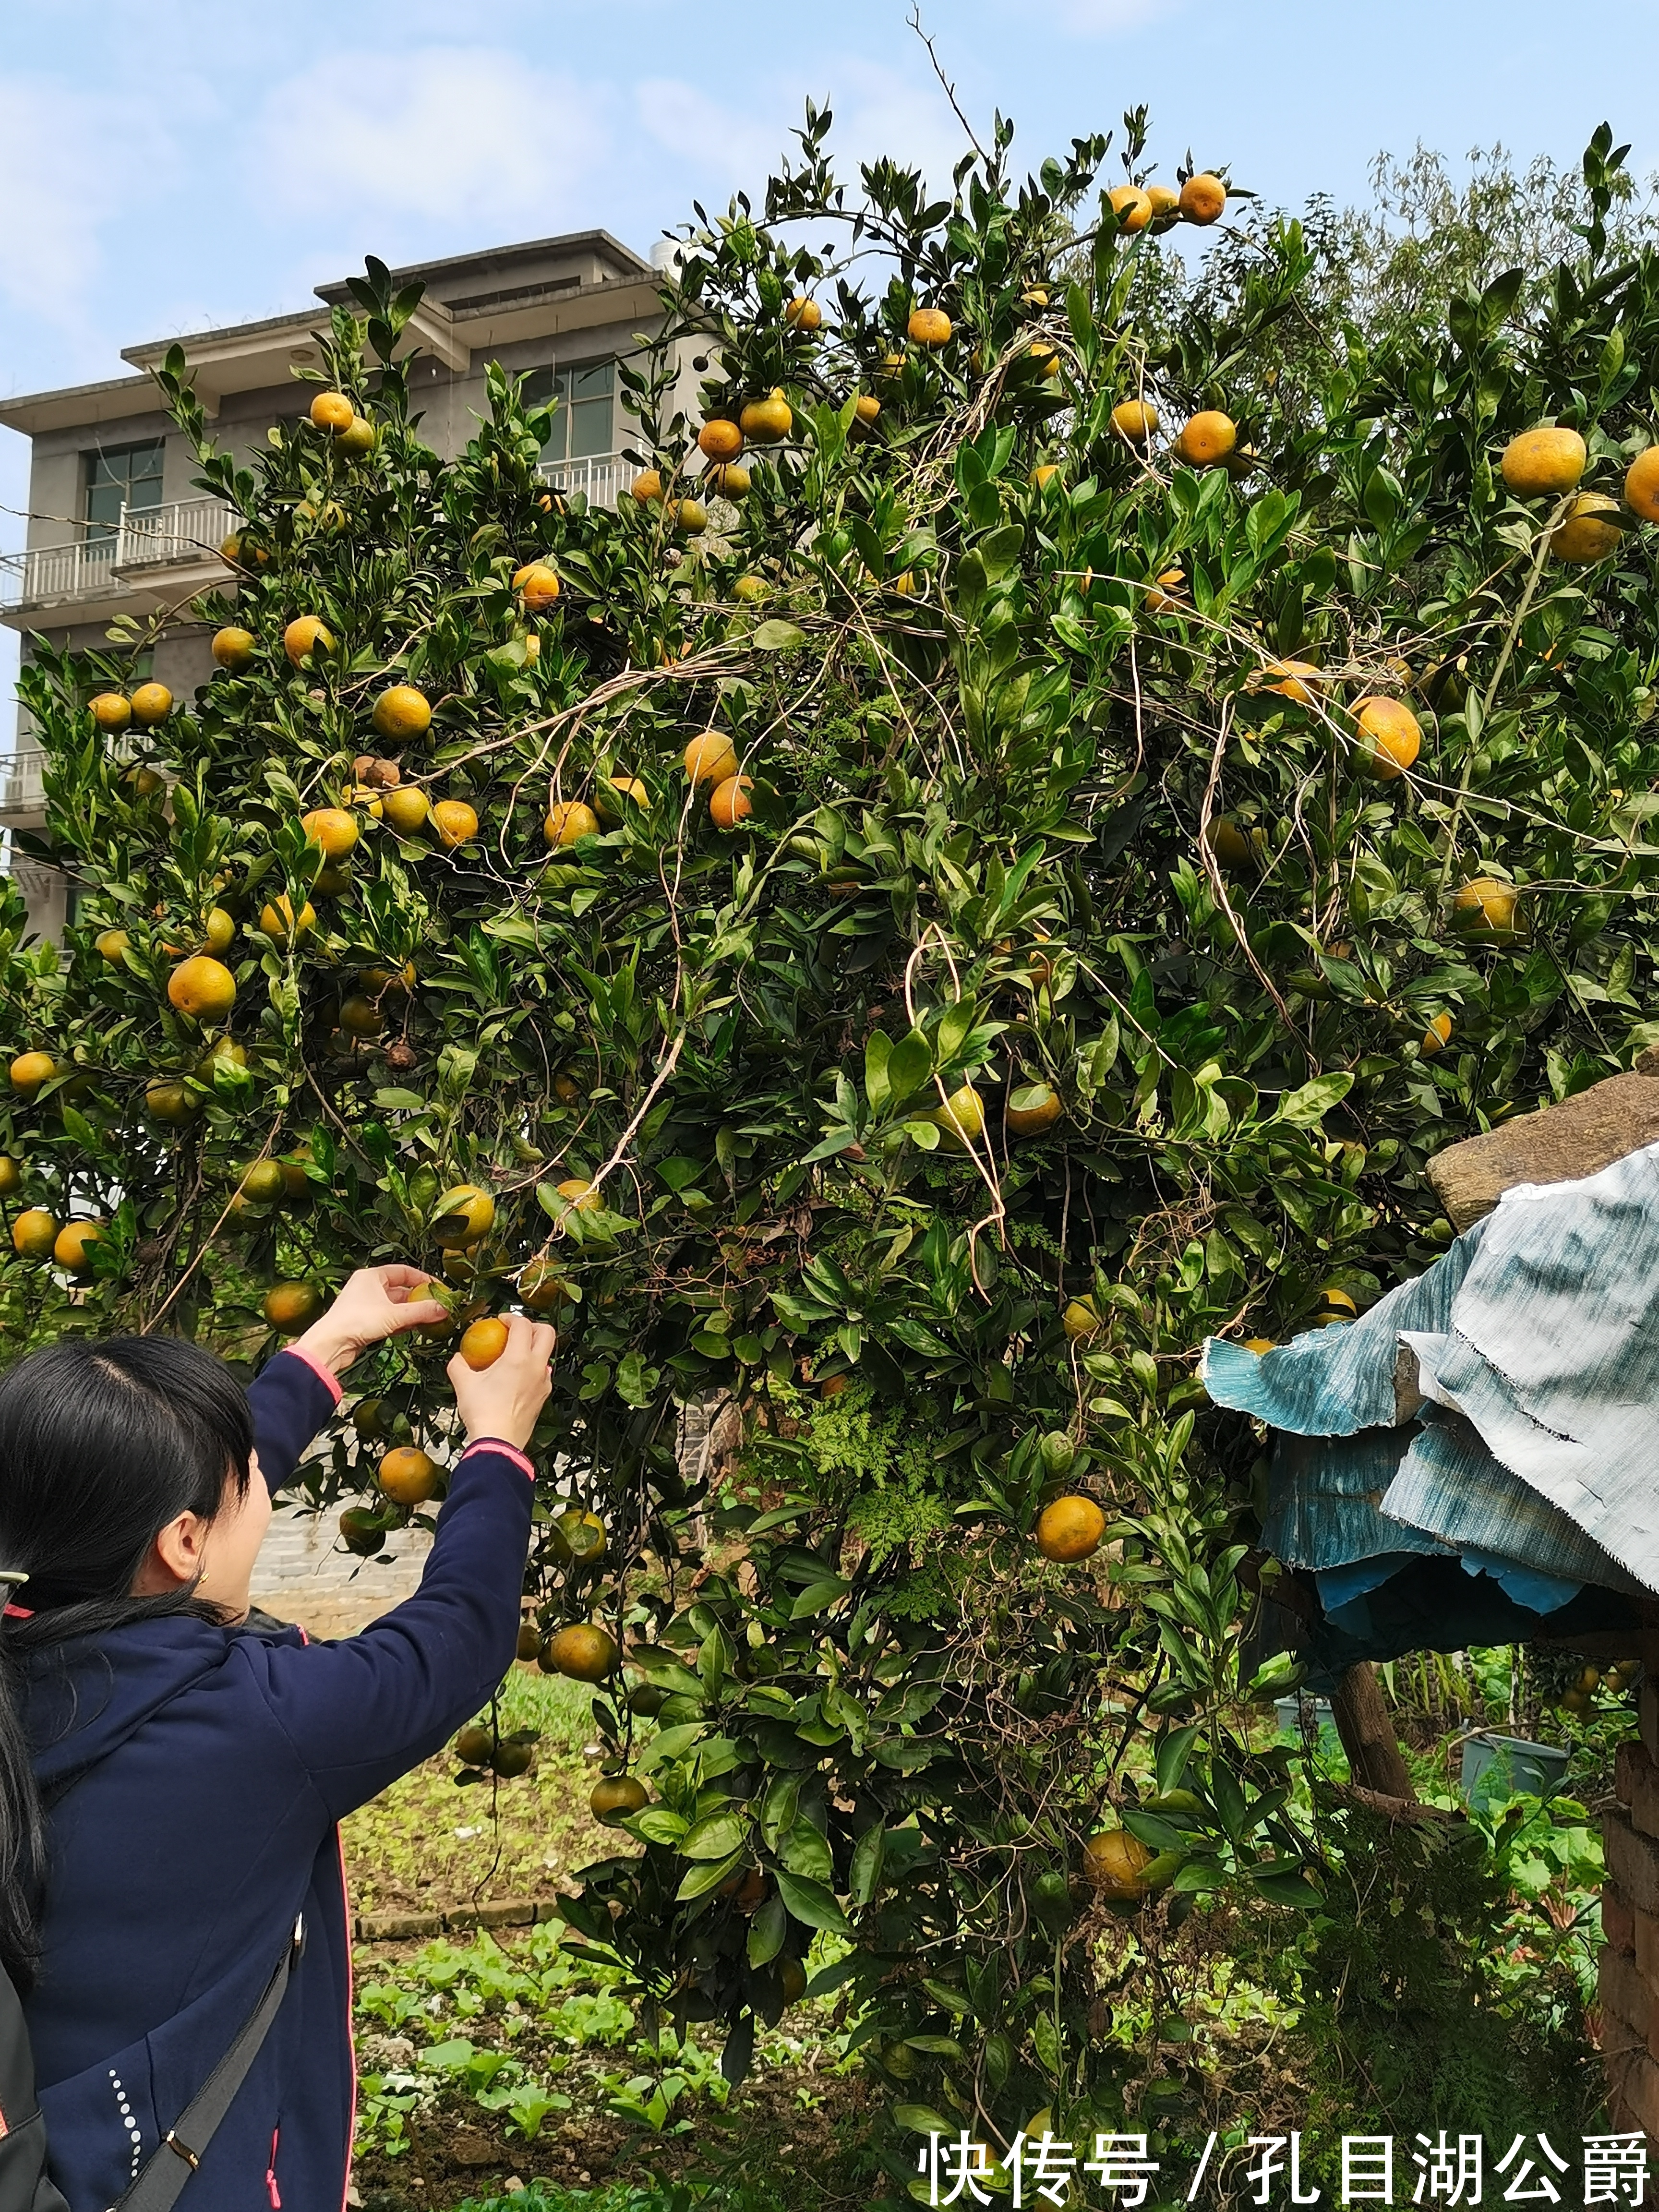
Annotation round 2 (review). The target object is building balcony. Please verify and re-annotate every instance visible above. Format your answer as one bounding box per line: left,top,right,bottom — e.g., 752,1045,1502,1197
0,495,237,629
535,451,640,507
0,748,47,830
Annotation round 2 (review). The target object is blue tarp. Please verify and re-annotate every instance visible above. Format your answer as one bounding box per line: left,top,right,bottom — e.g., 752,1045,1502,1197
1203,1139,1659,1661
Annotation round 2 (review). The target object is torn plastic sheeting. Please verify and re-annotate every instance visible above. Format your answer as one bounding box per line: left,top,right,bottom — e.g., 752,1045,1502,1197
1264,1429,1451,1572
1380,1403,1642,1596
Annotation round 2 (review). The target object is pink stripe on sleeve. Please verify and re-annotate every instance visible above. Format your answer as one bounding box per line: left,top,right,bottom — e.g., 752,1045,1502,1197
283,1344,344,1405
459,1439,535,1481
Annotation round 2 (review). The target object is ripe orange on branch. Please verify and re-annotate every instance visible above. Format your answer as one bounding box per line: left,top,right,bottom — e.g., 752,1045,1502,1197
372,685,432,741
684,732,738,787
709,774,753,829
301,807,360,859
1624,446,1659,522
12,1211,59,1262
212,627,255,671
545,800,600,848
283,615,335,666
378,1446,441,1505
1035,1495,1106,1562
1500,425,1587,498
130,683,172,726
907,307,953,347
1179,172,1227,224
1551,492,1622,563
1353,696,1421,780
738,390,793,442
541,1623,620,1681
1110,399,1158,444
167,957,237,1021
512,561,562,610
433,799,479,848
458,1316,510,1369
697,419,744,462
1174,411,1238,467
309,390,356,433
1107,185,1154,231
264,1281,324,1333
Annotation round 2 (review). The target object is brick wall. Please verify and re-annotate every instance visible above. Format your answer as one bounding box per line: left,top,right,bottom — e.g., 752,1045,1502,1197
250,1499,431,1640
1599,1683,1659,2138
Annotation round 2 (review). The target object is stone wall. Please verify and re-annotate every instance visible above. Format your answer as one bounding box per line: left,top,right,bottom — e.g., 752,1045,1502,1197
250,1497,431,1641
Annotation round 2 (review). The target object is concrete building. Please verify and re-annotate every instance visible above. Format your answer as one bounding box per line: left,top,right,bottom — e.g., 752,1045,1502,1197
0,228,678,938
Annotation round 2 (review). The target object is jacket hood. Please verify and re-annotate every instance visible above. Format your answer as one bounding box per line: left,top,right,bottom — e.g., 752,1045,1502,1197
21,1616,264,1798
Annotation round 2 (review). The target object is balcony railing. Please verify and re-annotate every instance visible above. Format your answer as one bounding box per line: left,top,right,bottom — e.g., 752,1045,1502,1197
0,495,237,613
0,748,47,825
535,451,639,507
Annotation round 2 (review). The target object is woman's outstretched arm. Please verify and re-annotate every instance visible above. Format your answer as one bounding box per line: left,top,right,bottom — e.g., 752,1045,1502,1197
246,1265,449,1491
239,1318,557,1818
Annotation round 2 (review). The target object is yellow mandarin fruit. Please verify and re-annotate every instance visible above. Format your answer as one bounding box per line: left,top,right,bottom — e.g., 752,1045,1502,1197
259,895,315,942
697,419,744,462
1146,183,1180,220
381,786,430,834
513,561,562,611
670,499,708,535
709,774,753,829
335,417,375,457
785,297,822,331
544,800,600,848
1035,1495,1106,1562
95,929,130,964
706,463,750,499
1111,399,1158,443
337,997,383,1038
301,807,359,859
925,1084,985,1152
1005,1083,1064,1136
1108,185,1154,231
1422,1011,1454,1055
212,627,255,671
378,1446,440,1505
9,1053,58,1097
1030,463,1060,490
854,394,881,425
458,1316,510,1370
739,390,793,442
1451,877,1521,941
372,685,432,742
1206,819,1252,870
52,1221,103,1274
1179,172,1227,224
1082,1828,1153,1898
907,307,952,347
630,469,664,505
167,957,236,1020
1353,696,1421,780
433,800,479,848
520,1260,575,1310
0,1159,20,1197
1551,492,1623,563
283,615,334,667
1261,659,1323,706
1062,1296,1101,1341
591,1775,649,1823
556,1178,601,1212
733,574,768,602
433,1185,494,1248
608,775,648,805
1501,425,1587,498
684,732,738,786
1174,411,1238,467
542,1624,619,1682
130,682,172,726
309,390,356,433
1624,446,1659,524
90,693,131,732
12,1210,59,1261
263,1281,325,1333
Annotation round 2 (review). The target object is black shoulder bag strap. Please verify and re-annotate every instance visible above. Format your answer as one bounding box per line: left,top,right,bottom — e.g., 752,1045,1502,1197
110,1915,305,2212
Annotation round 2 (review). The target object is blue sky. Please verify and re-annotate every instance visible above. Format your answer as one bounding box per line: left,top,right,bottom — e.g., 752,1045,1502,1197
2,0,1655,619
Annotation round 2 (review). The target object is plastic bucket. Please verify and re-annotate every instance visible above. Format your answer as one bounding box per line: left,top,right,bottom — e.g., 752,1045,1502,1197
1274,1695,1335,1736
1460,1732,1571,1803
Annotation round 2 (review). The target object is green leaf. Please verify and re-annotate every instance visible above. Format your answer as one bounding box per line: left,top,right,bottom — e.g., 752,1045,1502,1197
680,1810,745,1860
773,1868,850,1934
627,1807,689,1846
675,1848,745,1901
747,1892,787,1968
753,619,807,650
1274,1072,1354,1126
885,1029,934,1104
850,1822,887,1905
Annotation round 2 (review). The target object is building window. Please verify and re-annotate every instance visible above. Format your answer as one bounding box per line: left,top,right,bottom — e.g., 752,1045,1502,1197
523,362,615,466
83,441,165,543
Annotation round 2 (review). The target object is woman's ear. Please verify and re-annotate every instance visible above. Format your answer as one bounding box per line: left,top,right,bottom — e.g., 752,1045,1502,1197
132,1512,210,1596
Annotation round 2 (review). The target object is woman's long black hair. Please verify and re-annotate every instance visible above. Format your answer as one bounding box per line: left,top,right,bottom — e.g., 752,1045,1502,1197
0,1336,253,1989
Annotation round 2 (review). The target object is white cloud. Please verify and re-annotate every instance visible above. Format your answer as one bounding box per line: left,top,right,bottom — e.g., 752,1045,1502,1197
0,75,177,337
250,47,615,235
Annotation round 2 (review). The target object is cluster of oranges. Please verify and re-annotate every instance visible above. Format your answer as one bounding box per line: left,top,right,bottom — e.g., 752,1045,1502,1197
1498,421,1659,560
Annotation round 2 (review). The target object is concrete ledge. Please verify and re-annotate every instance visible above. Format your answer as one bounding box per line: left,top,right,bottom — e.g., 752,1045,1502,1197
1426,1053,1659,1231
354,1897,566,1943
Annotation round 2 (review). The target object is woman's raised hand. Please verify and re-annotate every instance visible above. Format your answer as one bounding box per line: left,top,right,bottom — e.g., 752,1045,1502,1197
292,1264,450,1375
447,1315,555,1452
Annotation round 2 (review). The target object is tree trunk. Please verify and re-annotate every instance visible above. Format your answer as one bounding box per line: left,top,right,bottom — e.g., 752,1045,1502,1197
1330,1662,1418,1802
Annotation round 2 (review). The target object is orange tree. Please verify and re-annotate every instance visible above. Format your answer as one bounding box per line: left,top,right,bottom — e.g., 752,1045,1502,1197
5,108,1658,2167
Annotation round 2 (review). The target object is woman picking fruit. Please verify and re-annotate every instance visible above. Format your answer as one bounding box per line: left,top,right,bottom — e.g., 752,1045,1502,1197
0,1264,553,2208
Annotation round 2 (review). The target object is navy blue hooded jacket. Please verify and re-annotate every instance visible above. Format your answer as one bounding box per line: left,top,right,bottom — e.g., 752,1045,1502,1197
17,1348,534,2211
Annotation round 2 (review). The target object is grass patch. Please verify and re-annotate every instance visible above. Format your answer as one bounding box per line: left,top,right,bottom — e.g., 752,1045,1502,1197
343,1663,614,1914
